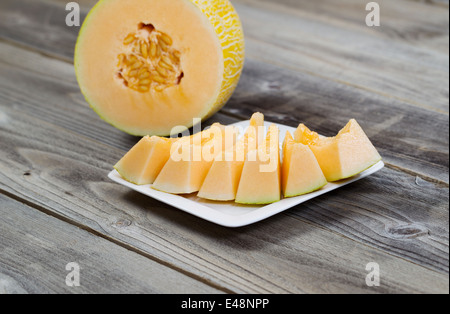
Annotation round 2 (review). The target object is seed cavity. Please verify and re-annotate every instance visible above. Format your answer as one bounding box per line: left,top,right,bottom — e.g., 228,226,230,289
116,23,183,93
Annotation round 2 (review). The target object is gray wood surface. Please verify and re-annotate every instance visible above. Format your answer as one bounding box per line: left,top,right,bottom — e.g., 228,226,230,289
0,194,222,294
0,0,448,183
0,0,448,294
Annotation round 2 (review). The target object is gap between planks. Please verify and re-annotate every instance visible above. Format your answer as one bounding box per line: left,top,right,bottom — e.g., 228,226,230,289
0,98,448,278
0,38,447,188
245,45,449,116
0,37,447,187
220,108,450,188
2,0,449,116
0,82,447,289
0,186,236,294
2,169,447,288
285,212,448,277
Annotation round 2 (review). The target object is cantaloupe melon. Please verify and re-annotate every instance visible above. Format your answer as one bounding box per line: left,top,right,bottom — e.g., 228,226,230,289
75,0,245,136
152,123,237,194
281,131,327,198
198,112,265,201
235,124,281,205
114,135,177,185
295,120,382,182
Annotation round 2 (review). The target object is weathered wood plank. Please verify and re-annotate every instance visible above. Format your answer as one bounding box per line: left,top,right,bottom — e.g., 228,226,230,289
0,35,448,185
0,39,447,277
0,43,237,153
0,0,448,293
0,0,447,183
0,0,447,114
0,193,223,294
396,0,448,7
256,0,449,53
225,58,449,184
287,168,449,274
0,43,448,292
236,0,449,114
0,109,447,293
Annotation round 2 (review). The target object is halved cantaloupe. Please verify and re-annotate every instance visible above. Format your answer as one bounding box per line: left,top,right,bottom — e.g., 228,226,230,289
281,131,327,198
295,120,382,182
198,112,265,201
75,0,245,136
114,136,177,185
235,124,281,205
152,123,237,194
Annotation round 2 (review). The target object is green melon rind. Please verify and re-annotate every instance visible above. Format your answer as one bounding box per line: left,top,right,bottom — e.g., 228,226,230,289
283,181,328,199
235,196,281,205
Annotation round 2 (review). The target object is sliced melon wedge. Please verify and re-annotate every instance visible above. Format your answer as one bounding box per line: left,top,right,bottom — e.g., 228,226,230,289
198,112,265,201
281,131,327,198
152,123,237,194
75,0,245,136
295,120,382,182
114,136,177,185
235,124,281,205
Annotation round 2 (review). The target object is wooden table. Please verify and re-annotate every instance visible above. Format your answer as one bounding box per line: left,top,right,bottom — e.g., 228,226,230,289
0,0,448,294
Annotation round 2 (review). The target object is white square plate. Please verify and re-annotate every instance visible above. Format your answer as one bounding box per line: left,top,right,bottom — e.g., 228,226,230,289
108,120,385,228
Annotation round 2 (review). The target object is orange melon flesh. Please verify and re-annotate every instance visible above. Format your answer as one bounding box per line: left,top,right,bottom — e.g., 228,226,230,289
198,112,265,201
75,0,245,136
114,136,176,185
295,120,382,182
281,131,327,198
152,124,237,194
235,124,281,205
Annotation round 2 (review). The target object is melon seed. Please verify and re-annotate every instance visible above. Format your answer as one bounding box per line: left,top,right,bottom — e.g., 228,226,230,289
117,23,183,93
141,43,148,58
159,40,169,52
156,66,169,78
139,71,150,79
123,34,135,45
159,60,173,71
150,42,157,57
152,75,166,84
160,33,173,46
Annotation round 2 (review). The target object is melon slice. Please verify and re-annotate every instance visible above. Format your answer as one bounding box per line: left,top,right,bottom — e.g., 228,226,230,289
114,136,176,185
75,0,245,136
295,120,382,182
198,112,265,201
152,123,237,194
235,124,281,205
281,131,327,198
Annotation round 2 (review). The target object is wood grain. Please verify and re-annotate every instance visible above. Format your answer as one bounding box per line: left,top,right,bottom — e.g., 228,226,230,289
0,0,448,294
0,42,448,292
0,194,223,294
225,58,449,184
237,0,449,114
0,114,447,293
0,37,448,185
0,0,447,184
287,169,449,274
255,0,449,53
0,0,447,113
